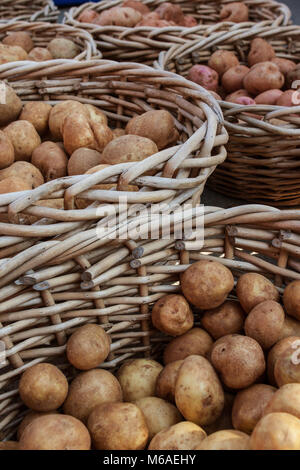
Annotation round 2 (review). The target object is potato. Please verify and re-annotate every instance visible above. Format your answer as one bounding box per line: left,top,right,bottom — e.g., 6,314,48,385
102,135,158,165
255,89,283,105
0,161,44,189
49,100,87,140
137,14,173,27
0,130,14,169
276,89,298,107
243,62,284,95
34,198,64,209
264,384,300,421
31,141,68,181
4,120,41,161
96,7,142,27
236,273,279,313
112,128,126,139
63,369,122,423
244,300,285,349
283,281,300,321
19,363,68,411
232,384,276,434
66,324,111,370
201,300,245,339
134,397,182,440
274,344,300,386
250,412,300,450
279,316,300,340
148,421,206,450
88,402,148,450
248,38,276,67
151,294,193,337
19,414,91,450
155,3,185,25
155,360,183,403
3,32,34,53
286,65,300,89
222,65,250,93
0,43,28,63
123,0,150,15
211,334,266,389
163,327,213,364
182,15,197,27
28,47,53,61
0,82,22,127
203,392,234,435
0,441,19,450
187,65,219,92
226,89,251,102
231,96,256,106
220,2,249,23
267,336,300,385
68,148,103,176
271,57,297,76
78,9,100,23
175,355,224,426
17,411,58,440
85,104,107,126
125,110,178,150
208,50,239,77
19,101,52,135
0,176,30,194
117,358,163,402
48,38,80,60
197,429,250,450
181,260,234,310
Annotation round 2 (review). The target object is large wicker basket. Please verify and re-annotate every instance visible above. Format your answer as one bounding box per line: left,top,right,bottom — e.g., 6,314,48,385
64,0,291,63
0,59,228,438
0,0,58,23
157,23,300,206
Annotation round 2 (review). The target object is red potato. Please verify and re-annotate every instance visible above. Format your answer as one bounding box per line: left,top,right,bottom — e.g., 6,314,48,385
226,89,251,102
96,7,142,27
222,65,250,93
276,90,299,107
248,38,276,67
243,62,284,95
187,65,219,92
123,0,150,15
231,96,256,106
272,58,297,76
220,2,249,23
183,15,197,27
78,9,100,23
208,50,239,77
255,89,283,105
155,3,185,25
137,13,174,27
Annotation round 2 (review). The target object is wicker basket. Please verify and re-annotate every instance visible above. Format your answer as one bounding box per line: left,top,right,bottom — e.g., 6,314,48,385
0,0,58,23
64,0,291,63
157,23,300,206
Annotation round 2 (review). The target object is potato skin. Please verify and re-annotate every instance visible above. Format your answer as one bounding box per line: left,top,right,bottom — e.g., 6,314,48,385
181,260,234,310
151,294,193,336
28,47,53,61
68,148,103,176
148,421,206,450
236,272,279,313
271,57,297,76
187,65,219,92
226,89,251,102
66,324,111,370
264,384,300,419
19,414,91,450
203,392,234,435
0,43,28,62
211,334,266,389
250,412,300,450
3,32,34,53
208,50,239,77
175,355,225,426
63,369,122,423
4,120,41,161
243,62,284,95
0,161,44,189
267,336,300,385
163,327,213,364
0,176,30,194
0,130,14,169
0,441,19,450
274,344,300,386
222,65,250,93
248,38,276,67
19,363,68,411
232,384,276,434
220,2,249,23
88,402,149,450
117,358,163,402
155,360,184,403
48,38,80,59
279,316,300,340
32,141,68,181
49,100,87,140
201,300,245,339
0,82,22,127
123,0,150,15
97,7,142,27
283,281,300,321
244,300,285,349
17,411,58,440
20,102,52,135
255,89,283,105
102,135,158,164
196,429,250,450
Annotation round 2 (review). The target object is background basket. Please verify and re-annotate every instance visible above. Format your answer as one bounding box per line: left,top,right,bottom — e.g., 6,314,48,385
0,59,227,437
64,0,291,63
157,23,300,206
0,0,59,23
0,21,101,62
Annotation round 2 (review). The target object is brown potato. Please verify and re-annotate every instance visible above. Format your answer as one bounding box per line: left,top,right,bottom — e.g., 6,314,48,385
48,38,80,59
151,294,193,337
34,198,64,209
274,343,300,386
78,9,100,23
197,429,250,450
284,281,300,321
236,273,280,313
85,104,107,126
0,177,30,194
0,130,14,169
222,65,250,93
155,360,184,403
4,120,41,161
248,38,276,67
19,363,68,411
3,32,34,53
63,369,122,423
19,102,52,135
31,141,68,181
0,43,28,62
244,300,285,349
155,2,184,24
88,402,148,450
201,300,245,339
102,135,158,164
163,327,213,364
96,7,142,27
255,89,283,105
232,384,276,434
271,57,297,76
134,397,182,440
0,441,19,450
175,355,224,426
211,334,266,389
66,324,111,370
28,47,53,61
0,161,44,189
123,0,150,15
19,414,91,450
220,2,249,23
125,110,178,150
181,260,234,310
264,384,300,420
17,411,59,440
279,316,300,340
0,82,22,127
68,148,103,175
208,50,239,77
49,100,87,140
243,62,284,95
203,392,234,435
117,359,163,402
267,336,300,385
250,412,300,450
148,421,206,450
112,128,126,139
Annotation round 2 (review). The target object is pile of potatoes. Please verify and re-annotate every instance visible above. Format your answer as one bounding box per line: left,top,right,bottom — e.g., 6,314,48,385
3,260,300,450
0,31,80,64
187,37,299,108
78,1,248,28
0,81,179,206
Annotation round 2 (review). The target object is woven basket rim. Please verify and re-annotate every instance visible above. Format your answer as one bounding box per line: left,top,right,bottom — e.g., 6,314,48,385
0,0,58,23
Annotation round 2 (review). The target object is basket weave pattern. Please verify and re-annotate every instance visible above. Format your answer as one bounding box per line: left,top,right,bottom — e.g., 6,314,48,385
0,0,58,23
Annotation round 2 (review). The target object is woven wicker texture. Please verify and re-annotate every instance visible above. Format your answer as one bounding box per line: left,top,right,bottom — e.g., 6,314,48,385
64,0,291,63
0,0,58,23
157,23,300,206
